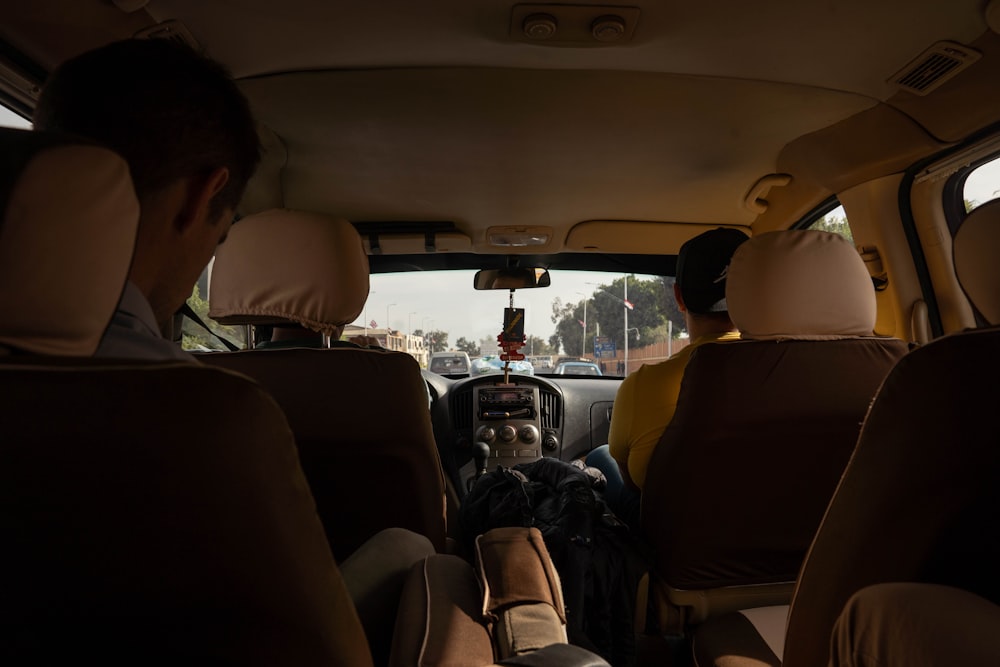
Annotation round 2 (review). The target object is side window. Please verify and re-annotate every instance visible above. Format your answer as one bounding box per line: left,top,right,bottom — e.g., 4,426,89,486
0,104,31,129
963,155,1000,213
180,263,247,352
806,202,853,243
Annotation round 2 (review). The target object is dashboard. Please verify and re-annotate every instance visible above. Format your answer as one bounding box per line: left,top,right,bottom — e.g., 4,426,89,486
423,371,622,498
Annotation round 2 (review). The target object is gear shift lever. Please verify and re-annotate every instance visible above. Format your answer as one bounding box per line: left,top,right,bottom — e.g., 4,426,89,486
471,441,491,489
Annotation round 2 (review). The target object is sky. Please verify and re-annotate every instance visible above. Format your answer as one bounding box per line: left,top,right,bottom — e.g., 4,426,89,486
3,105,997,345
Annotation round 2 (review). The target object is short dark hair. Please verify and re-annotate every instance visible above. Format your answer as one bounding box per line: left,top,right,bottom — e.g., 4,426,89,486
34,38,260,219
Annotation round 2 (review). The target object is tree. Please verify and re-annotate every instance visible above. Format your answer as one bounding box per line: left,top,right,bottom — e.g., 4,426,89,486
181,284,245,351
525,335,554,355
415,329,449,353
550,297,583,357
554,276,674,353
658,276,685,336
456,336,480,356
810,213,853,243
478,335,503,357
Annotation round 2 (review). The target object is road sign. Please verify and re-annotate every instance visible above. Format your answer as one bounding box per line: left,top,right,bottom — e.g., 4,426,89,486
594,335,616,358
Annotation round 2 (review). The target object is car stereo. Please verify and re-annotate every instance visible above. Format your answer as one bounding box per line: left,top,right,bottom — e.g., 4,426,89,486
472,383,542,469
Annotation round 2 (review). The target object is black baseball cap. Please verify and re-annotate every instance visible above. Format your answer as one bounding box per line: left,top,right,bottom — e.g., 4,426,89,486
676,227,749,314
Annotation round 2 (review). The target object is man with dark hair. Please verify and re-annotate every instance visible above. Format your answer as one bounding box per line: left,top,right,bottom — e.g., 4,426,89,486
31,38,435,659
586,227,749,529
33,38,261,359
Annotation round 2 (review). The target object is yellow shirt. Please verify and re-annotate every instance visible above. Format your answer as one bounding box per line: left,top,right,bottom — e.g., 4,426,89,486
607,330,740,490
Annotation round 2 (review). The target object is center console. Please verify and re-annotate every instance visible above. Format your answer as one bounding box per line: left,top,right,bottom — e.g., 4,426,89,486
472,383,542,469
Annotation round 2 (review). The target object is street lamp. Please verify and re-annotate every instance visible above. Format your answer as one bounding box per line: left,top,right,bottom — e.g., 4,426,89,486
386,303,396,333
576,292,588,358
623,275,631,375
364,290,375,336
587,279,634,375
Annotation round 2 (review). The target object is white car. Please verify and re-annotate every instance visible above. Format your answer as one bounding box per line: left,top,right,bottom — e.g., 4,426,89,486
553,361,603,377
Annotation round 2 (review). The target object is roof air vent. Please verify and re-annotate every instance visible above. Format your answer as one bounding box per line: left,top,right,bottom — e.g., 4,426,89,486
889,41,981,96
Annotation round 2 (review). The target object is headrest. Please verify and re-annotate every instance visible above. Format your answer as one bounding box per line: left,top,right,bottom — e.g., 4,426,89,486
0,129,138,356
726,230,876,340
208,208,369,334
954,199,1000,326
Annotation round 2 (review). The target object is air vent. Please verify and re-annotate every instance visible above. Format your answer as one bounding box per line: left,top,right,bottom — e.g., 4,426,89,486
134,19,202,52
889,41,980,96
539,389,562,430
451,389,474,430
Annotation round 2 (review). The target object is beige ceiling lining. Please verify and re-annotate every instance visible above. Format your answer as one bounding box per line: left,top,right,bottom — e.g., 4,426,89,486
145,0,989,101
240,67,875,251
565,221,750,255
756,31,1000,231
0,3,152,73
888,30,1000,143
3,0,988,102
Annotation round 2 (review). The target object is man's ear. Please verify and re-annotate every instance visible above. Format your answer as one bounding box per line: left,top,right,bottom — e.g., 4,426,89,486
175,167,230,232
673,282,688,313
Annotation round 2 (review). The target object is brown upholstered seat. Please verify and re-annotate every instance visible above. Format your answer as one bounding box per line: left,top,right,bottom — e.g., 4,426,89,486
640,230,908,628
691,201,1000,667
0,128,598,667
0,128,375,665
1,362,381,666
202,208,448,561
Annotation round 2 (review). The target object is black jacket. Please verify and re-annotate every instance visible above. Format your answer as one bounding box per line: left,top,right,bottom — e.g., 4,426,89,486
460,458,645,667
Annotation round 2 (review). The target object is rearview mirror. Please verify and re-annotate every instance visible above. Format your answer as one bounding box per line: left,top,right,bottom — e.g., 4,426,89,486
473,267,551,290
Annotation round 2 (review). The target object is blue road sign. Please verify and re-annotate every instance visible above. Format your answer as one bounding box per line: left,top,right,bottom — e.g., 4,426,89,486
594,336,616,358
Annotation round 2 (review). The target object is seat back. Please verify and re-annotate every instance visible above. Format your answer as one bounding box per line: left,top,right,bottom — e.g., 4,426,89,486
782,201,1000,667
204,209,447,560
0,363,374,666
640,230,908,622
0,129,374,665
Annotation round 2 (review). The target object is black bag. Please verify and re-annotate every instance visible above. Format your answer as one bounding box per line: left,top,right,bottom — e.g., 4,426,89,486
460,458,643,667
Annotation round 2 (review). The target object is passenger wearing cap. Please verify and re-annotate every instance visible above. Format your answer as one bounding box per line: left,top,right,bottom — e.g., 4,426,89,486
586,227,749,529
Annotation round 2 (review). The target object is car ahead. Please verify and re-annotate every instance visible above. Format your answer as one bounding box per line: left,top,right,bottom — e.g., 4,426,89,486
526,355,555,373
3,1,1000,665
428,351,471,376
553,361,603,377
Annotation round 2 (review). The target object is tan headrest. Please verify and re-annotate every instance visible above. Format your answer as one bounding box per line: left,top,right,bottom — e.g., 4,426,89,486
727,230,876,340
208,209,369,334
0,141,138,356
954,199,1000,326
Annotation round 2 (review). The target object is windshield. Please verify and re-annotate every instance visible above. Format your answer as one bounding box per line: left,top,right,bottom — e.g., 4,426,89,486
350,269,685,379
188,266,689,378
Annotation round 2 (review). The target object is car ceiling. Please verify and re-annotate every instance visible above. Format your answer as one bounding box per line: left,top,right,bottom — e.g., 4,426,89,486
3,0,1000,264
